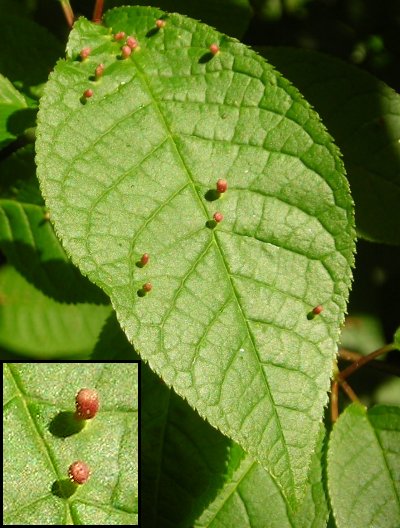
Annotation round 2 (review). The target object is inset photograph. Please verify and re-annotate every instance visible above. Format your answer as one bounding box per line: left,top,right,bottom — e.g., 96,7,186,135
3,361,139,526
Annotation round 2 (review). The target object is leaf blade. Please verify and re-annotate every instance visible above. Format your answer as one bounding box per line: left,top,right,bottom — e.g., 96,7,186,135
36,7,355,504
328,403,400,528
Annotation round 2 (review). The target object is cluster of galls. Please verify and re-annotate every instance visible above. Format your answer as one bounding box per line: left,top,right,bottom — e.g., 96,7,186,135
75,23,324,318
79,18,221,102
212,178,228,224
68,389,100,485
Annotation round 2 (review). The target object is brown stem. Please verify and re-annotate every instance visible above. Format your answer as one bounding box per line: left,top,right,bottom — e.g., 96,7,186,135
330,380,339,423
340,344,396,380
338,348,363,363
60,0,74,28
93,0,104,23
339,347,400,377
338,378,359,402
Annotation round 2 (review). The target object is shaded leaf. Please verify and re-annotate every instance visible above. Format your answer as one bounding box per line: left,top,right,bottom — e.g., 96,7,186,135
0,74,30,149
0,145,111,360
194,430,328,528
0,265,111,359
339,314,385,356
140,352,328,527
261,47,400,245
0,199,108,304
92,312,140,360
394,327,400,349
0,14,63,104
0,145,43,205
328,403,400,528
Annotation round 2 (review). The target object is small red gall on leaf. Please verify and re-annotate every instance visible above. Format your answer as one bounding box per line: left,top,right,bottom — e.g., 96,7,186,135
83,89,93,99
114,31,126,41
75,388,99,420
80,47,91,60
213,212,223,223
143,282,152,293
140,253,149,266
307,305,324,320
68,461,91,485
126,36,138,49
216,179,228,194
121,45,132,59
95,63,105,79
156,19,166,29
209,43,220,55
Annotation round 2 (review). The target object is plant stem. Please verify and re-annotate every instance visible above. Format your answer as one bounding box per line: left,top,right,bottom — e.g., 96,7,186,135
338,378,359,402
339,347,400,376
330,380,339,423
93,0,104,23
339,344,396,380
60,0,74,28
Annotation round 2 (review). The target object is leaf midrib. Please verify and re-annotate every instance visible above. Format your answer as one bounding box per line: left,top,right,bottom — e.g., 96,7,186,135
129,49,295,495
5,364,76,521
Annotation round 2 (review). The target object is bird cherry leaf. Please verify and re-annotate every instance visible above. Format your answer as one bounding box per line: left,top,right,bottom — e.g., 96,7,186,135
36,5,355,506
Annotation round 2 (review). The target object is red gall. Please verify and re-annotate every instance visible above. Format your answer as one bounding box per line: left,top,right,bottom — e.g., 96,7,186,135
140,253,149,266
80,47,91,60
95,63,105,79
75,388,99,420
312,305,323,315
216,179,228,193
68,461,91,485
209,43,220,55
126,36,138,49
121,45,132,59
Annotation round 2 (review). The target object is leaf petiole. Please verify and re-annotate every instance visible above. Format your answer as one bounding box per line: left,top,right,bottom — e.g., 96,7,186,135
339,344,397,380
93,0,104,23
59,0,74,28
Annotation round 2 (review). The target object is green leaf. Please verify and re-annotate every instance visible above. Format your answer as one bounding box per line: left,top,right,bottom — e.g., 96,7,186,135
0,199,108,304
92,312,139,360
141,353,328,527
0,74,32,149
261,47,400,245
0,14,63,104
328,403,400,528
0,146,111,359
3,362,138,525
194,429,328,528
36,6,355,504
394,327,400,349
0,264,111,359
0,145,44,205
141,359,241,527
